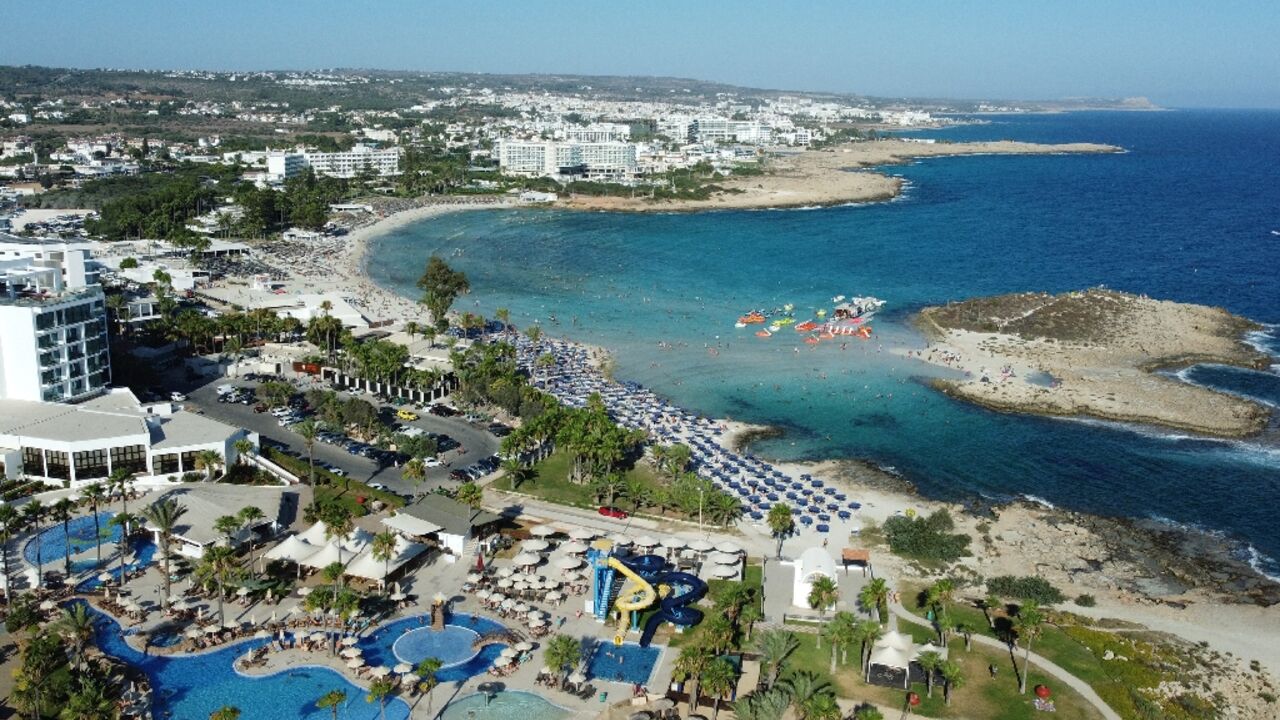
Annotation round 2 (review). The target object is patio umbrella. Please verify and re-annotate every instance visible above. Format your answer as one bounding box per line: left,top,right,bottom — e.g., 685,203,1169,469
709,564,738,579
530,525,557,537
341,647,362,658
528,617,547,627
513,553,541,566
634,535,658,547
545,591,563,602
513,602,530,613
236,587,251,597
39,600,55,611
500,598,515,609
370,666,392,678
687,539,715,552
715,541,742,554
346,657,366,669
555,556,583,570
563,541,588,555
609,533,632,546
523,539,550,552
204,626,221,635
475,589,491,599
660,537,685,550
400,674,420,685
497,578,513,589
568,527,595,541
254,630,271,639
512,581,528,592
515,641,534,651
499,647,519,658
393,662,413,674
526,608,543,619
341,636,359,646
496,567,514,578
709,552,740,565
97,572,112,583
309,631,328,642
184,627,203,639
223,619,240,630
569,671,587,684
466,573,483,583
490,593,506,603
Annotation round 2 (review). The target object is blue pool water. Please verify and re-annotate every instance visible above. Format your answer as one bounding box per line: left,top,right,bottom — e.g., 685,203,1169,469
24,512,117,566
359,612,509,682
441,691,571,720
392,625,480,666
76,538,158,591
85,602,410,720
368,110,1280,577
585,642,660,685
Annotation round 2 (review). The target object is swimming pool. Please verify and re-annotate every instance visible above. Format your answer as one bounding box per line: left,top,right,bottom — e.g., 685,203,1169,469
23,512,118,566
586,642,661,685
75,538,158,591
359,612,509,682
441,691,571,720
85,602,410,720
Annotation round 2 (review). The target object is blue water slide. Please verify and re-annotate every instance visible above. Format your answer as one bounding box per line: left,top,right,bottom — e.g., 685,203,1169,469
638,571,707,647
620,554,667,579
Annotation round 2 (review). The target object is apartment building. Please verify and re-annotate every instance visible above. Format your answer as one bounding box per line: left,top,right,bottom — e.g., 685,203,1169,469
303,145,400,178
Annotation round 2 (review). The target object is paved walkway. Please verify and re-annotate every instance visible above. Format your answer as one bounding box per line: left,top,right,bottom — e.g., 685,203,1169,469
889,600,1121,720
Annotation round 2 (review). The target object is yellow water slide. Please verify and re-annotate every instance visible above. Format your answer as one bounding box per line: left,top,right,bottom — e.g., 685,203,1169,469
606,557,657,645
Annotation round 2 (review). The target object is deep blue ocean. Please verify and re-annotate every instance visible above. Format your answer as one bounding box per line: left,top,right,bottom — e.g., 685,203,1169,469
368,110,1280,576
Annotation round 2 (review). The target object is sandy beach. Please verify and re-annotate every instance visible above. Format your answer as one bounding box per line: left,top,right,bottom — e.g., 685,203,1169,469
558,139,1122,212
910,289,1272,437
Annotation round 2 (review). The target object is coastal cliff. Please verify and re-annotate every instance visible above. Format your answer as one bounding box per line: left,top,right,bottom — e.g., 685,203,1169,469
558,138,1122,212
913,289,1272,437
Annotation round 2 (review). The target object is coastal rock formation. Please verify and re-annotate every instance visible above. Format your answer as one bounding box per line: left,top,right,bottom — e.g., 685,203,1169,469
914,289,1272,437
558,138,1122,212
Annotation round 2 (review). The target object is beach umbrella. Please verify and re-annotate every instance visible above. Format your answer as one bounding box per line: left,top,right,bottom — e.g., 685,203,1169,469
709,552,740,566
568,527,595,541
254,629,271,639
475,589,491,600
394,662,413,674
98,572,113,583
545,590,563,602
660,537,685,550
223,619,240,630
529,617,547,627
568,671,587,684
523,539,550,552
513,581,528,592
687,539,715,552
513,553,541,566
236,587,251,597
634,535,658,547
185,627,203,639
497,578,514,589
515,641,534,651
562,541,588,555
530,525,557,537
500,647,519,658
309,631,328,642
514,602,530,613
370,666,392,678
400,674,420,685
496,566,514,578
709,565,738,579
346,657,366,669
490,593,506,603
39,600,56,611
715,541,742,554
341,636,359,646
466,573,483,583
205,625,221,635
500,598,515,609
609,533,632,546
341,647,362,658
555,556,583,570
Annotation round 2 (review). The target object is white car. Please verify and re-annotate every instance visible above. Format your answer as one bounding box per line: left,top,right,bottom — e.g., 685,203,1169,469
170,391,188,402
423,457,443,468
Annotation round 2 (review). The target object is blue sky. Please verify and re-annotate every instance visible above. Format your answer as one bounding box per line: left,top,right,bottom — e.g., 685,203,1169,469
5,0,1279,107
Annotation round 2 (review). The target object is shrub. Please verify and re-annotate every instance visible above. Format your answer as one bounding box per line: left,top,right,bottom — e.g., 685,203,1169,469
882,509,971,562
1075,593,1097,607
988,575,1066,605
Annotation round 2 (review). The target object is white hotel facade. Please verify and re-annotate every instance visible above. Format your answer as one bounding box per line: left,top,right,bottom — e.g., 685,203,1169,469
494,139,638,182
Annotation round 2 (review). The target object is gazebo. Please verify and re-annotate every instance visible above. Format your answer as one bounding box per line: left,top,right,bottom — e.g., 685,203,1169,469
791,547,838,608
866,630,916,688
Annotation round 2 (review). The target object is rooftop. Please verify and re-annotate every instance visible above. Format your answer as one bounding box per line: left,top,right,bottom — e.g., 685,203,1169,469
148,485,291,546
400,494,501,537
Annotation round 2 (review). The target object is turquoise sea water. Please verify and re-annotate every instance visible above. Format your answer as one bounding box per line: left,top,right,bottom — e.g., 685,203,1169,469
368,110,1280,576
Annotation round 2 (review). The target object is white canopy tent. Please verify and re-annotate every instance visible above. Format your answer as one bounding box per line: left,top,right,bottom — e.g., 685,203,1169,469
264,535,318,563
299,542,348,570
345,537,428,582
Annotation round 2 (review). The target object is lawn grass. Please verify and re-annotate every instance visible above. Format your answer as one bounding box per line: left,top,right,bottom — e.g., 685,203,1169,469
782,629,1104,720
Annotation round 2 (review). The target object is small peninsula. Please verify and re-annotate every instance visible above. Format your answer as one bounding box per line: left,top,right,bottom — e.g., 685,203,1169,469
913,289,1272,437
558,138,1122,212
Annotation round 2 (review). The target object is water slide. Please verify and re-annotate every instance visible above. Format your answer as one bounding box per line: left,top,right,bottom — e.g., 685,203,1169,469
606,556,657,645
638,571,706,648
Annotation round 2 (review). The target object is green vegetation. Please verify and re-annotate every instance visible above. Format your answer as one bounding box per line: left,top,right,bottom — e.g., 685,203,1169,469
881,510,971,564
986,576,1066,606
416,255,470,331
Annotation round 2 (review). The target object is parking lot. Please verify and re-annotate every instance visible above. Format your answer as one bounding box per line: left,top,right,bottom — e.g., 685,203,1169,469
184,374,500,499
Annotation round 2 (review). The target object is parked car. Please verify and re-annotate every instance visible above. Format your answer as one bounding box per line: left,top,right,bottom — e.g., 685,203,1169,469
598,506,628,519
170,391,188,402
396,409,419,422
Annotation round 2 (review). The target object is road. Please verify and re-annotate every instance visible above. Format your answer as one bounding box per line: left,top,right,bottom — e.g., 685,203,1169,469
184,375,498,497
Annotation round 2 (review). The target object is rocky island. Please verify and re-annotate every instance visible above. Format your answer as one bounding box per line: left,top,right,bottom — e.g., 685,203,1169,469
913,289,1272,437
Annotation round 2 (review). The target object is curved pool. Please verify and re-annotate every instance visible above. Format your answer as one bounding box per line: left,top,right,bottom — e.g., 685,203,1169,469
23,512,118,566
359,612,509,682
85,602,409,720
441,691,571,720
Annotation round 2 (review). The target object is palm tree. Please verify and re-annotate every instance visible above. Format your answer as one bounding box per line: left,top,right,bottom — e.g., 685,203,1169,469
23,499,46,586
51,498,76,576
322,562,346,611
798,693,841,720
143,498,187,609
108,511,139,585
0,504,18,597
701,613,735,654
753,629,799,690
778,672,831,713
1014,601,1045,694
214,515,241,547
209,707,242,720
296,419,319,485
322,508,354,565
823,612,856,671
195,450,223,481
982,592,1002,630
854,620,883,676
495,307,511,334
700,657,737,720
402,457,426,487
233,438,256,467
316,689,347,720
455,482,483,510
198,545,240,624
108,469,134,525
370,530,398,592
915,650,943,698
807,575,839,621
940,660,964,705
56,604,95,672
956,622,975,652
58,679,115,720
238,506,266,573
416,657,443,713
544,634,580,686
853,709,885,720
366,678,395,720
79,483,107,567
858,578,891,624
733,688,789,720
766,504,793,559
674,642,713,718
